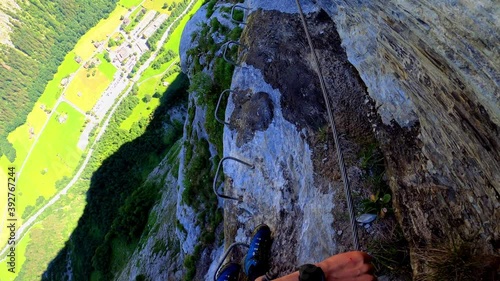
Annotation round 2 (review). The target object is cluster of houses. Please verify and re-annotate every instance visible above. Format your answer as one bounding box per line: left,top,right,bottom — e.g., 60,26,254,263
110,10,168,71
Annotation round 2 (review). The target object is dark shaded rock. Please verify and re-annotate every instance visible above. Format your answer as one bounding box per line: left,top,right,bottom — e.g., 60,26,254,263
229,90,274,147
311,0,500,276
239,9,328,131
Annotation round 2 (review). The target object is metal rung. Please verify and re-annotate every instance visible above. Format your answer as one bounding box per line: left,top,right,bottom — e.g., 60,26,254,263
230,4,250,25
213,156,254,201
214,242,249,281
222,41,247,66
215,89,233,126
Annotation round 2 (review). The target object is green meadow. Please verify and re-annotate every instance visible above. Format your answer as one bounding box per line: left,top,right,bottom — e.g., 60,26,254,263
143,0,178,13
97,52,118,80
4,51,83,169
39,51,81,109
119,0,143,9
16,102,85,217
120,74,166,131
65,55,115,112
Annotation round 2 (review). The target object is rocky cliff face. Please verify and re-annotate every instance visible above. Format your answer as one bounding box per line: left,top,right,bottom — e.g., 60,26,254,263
213,0,499,279
115,144,184,281
123,0,499,279
310,0,499,276
222,6,379,274
0,0,19,46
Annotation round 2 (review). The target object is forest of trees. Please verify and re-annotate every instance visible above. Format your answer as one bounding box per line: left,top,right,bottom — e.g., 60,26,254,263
0,0,117,161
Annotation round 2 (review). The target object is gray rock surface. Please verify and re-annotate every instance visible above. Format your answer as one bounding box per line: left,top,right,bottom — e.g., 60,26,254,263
315,0,500,127
219,7,378,277
246,0,318,14
224,63,337,265
0,0,19,46
179,5,207,74
311,0,500,276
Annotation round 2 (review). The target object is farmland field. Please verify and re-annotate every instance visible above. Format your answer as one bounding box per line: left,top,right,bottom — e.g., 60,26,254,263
15,102,85,218
73,6,128,61
119,0,143,9
65,61,115,112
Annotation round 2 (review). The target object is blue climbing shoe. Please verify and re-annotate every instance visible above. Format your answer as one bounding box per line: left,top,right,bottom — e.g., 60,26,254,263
244,224,273,281
216,262,241,281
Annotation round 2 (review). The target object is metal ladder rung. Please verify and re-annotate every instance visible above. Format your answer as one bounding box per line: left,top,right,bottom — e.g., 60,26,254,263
214,242,249,281
230,4,250,25
215,89,233,126
222,41,248,66
213,156,254,202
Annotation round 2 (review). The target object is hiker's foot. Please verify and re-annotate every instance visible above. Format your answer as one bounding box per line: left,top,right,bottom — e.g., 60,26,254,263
244,224,273,281
216,262,241,281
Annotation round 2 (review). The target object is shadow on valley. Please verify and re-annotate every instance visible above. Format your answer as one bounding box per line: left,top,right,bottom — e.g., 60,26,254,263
41,74,189,281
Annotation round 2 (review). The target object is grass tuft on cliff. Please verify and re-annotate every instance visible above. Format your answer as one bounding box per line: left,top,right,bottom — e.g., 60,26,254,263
415,240,500,281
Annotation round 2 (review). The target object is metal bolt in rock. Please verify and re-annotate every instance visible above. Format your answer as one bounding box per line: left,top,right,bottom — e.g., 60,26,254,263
213,156,254,201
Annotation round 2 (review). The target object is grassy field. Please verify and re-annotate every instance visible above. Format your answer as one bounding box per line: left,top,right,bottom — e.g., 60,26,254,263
0,224,33,281
138,57,178,83
65,61,114,112
73,6,128,61
97,52,118,80
120,76,164,131
39,51,81,109
4,51,81,170
143,0,170,13
119,0,143,9
163,0,195,52
15,102,85,218
4,52,81,170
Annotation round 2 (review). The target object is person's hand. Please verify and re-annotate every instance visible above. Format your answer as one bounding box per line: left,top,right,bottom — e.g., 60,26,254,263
255,251,375,281
317,251,375,281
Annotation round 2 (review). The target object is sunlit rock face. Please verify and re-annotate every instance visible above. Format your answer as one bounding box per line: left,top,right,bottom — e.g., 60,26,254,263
180,5,207,75
221,7,376,276
175,0,498,279
312,0,499,275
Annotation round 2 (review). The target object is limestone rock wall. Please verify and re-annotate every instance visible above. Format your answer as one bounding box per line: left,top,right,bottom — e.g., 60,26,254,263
115,160,183,281
220,6,379,277
312,0,500,275
177,0,499,279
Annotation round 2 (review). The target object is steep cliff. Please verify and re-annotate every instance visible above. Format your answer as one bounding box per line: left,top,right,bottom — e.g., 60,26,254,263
219,3,406,279
118,0,499,279
310,0,499,277
205,0,499,279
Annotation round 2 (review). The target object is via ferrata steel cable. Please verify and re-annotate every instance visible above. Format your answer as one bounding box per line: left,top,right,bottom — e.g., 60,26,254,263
295,0,360,250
